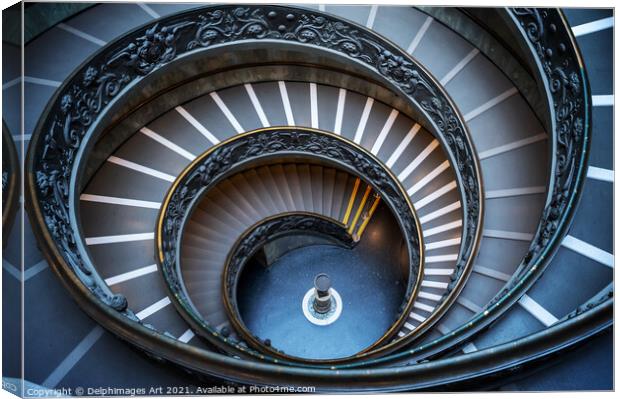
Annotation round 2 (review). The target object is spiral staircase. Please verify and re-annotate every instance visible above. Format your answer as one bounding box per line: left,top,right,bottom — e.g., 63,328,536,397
2,2,613,393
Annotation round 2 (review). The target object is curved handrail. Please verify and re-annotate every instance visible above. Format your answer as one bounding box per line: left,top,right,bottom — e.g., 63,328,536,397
157,126,423,364
26,3,482,369
339,7,596,367
27,6,482,317
222,212,356,359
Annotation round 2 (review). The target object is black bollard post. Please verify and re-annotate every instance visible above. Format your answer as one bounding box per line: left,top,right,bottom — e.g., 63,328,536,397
313,273,332,314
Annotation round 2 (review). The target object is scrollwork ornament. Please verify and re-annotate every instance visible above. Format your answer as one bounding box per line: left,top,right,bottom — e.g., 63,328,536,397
489,9,589,303
30,5,481,353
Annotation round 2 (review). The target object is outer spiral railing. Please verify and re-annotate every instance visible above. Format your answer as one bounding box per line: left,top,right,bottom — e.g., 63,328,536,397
354,8,601,366
22,4,604,390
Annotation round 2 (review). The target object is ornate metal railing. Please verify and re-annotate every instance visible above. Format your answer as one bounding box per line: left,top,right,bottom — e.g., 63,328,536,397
2,121,19,247
222,212,355,359
26,3,482,329
156,127,423,364
336,7,599,367
20,3,606,389
26,3,482,373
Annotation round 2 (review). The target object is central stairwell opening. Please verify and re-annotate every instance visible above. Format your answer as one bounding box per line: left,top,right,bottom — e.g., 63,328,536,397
236,202,409,360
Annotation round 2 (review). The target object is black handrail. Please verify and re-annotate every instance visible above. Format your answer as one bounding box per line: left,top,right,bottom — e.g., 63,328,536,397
222,212,355,359
26,3,482,363
157,127,423,365
356,7,596,366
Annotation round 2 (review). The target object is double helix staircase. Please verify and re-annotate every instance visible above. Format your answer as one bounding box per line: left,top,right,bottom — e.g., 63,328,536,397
2,2,613,393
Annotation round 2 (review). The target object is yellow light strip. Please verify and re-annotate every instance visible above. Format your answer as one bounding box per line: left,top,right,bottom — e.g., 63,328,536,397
348,184,372,235
356,195,381,238
342,177,361,225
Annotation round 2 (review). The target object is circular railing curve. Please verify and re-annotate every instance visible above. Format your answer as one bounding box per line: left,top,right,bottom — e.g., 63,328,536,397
222,212,355,358
156,127,423,365
342,7,597,367
25,5,482,333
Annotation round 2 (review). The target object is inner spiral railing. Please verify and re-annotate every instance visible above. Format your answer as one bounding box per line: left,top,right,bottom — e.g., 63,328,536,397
223,212,356,358
157,127,423,365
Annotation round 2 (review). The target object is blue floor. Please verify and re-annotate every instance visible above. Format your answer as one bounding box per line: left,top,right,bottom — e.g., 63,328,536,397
237,205,408,360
